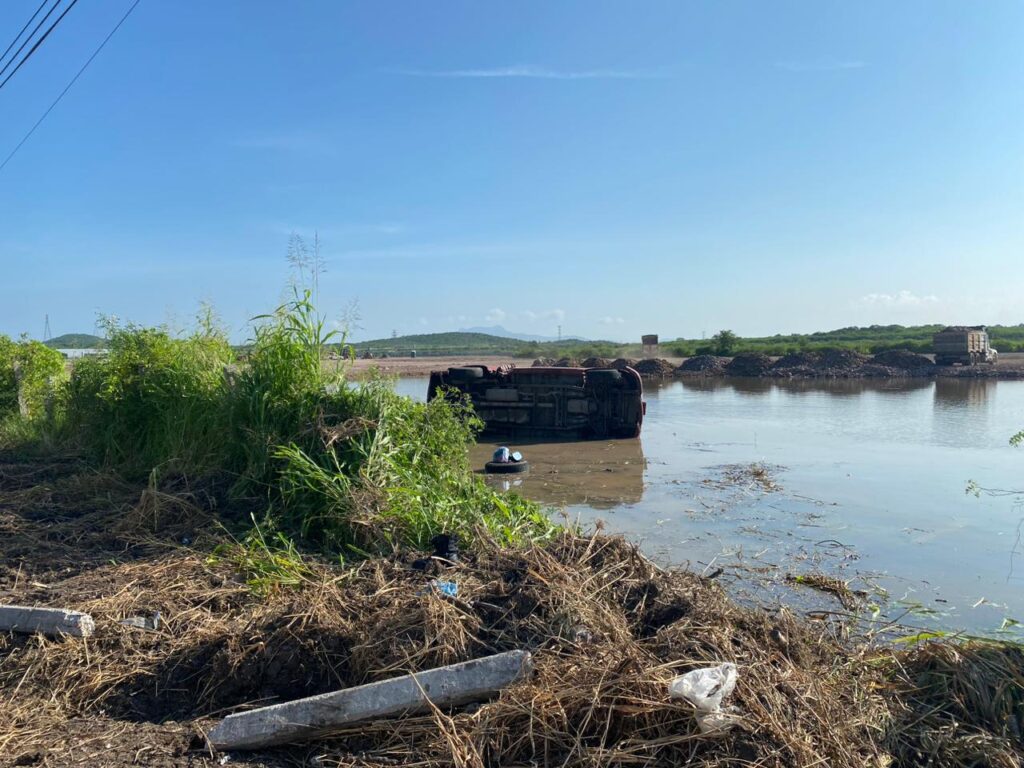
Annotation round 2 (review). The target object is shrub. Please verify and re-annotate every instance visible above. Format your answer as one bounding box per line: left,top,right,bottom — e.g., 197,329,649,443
64,320,234,473
0,336,66,421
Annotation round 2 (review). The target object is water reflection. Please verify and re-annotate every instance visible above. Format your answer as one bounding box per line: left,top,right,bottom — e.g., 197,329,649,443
470,437,645,508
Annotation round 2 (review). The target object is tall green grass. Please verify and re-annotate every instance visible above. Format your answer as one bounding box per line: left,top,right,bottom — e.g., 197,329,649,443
0,335,66,426
14,290,555,555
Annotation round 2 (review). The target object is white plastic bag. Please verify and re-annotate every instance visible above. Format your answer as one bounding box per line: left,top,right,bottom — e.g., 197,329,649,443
668,663,738,713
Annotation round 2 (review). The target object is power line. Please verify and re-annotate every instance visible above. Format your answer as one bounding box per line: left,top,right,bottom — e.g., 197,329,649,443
0,0,142,174
0,0,61,80
0,0,81,93
0,0,51,69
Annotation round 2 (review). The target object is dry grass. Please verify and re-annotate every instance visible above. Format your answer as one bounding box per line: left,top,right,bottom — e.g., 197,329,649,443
1,456,1021,767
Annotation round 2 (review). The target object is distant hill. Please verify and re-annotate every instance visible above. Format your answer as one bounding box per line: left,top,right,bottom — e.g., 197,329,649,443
350,331,619,357
44,333,106,349
457,325,585,342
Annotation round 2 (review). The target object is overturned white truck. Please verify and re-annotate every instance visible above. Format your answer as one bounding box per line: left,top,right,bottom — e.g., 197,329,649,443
428,365,645,439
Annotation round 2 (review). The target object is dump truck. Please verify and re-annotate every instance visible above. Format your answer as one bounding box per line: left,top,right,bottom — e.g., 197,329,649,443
932,326,998,366
428,365,645,439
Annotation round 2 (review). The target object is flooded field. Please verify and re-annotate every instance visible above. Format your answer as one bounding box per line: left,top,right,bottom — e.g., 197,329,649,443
395,375,1024,636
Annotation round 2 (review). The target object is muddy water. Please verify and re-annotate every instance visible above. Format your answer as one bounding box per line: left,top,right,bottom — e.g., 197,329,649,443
394,376,1024,635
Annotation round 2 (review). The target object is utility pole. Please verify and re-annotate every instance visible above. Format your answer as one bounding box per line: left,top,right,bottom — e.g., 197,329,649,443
43,314,51,342
557,325,562,342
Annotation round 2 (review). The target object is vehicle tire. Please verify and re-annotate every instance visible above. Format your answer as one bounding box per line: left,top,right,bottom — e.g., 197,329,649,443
485,460,530,474
587,369,622,384
448,366,484,380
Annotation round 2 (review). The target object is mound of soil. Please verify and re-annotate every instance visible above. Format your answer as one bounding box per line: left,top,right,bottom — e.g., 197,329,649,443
819,349,869,370
725,352,773,376
532,357,556,367
554,357,580,368
633,358,676,377
677,355,727,374
581,357,611,368
770,349,871,378
872,349,934,370
611,358,638,370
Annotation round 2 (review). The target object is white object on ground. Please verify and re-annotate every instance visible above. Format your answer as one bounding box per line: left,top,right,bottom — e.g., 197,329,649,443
0,605,95,637
668,663,737,712
207,649,533,750
669,663,740,734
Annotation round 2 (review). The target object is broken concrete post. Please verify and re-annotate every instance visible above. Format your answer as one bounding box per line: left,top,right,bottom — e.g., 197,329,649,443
208,649,532,750
0,605,95,637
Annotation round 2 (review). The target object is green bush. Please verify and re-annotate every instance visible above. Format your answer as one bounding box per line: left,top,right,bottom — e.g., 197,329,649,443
65,320,234,473
0,336,65,421
31,290,555,556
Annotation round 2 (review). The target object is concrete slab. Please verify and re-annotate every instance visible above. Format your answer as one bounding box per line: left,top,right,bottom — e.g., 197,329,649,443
208,649,532,750
0,605,95,637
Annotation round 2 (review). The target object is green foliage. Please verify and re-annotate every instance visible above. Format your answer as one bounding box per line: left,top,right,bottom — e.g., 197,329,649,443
65,317,234,473
1012,431,1023,448
211,516,315,595
0,335,65,421
10,290,555,559
711,329,739,355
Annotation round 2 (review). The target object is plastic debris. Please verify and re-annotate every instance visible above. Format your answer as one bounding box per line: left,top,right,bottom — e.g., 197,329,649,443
669,663,740,734
430,580,458,598
493,446,511,463
119,612,162,631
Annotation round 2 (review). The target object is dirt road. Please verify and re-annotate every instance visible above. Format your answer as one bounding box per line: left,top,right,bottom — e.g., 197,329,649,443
346,355,526,377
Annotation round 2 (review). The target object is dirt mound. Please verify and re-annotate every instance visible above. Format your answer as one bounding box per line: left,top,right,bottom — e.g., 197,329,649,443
819,349,869,370
725,352,773,376
532,358,556,367
554,357,579,367
611,357,638,370
633,358,676,377
678,355,727,374
581,357,611,368
872,349,934,370
770,349,871,378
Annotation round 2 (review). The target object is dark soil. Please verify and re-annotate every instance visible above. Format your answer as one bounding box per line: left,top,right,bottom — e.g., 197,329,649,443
871,350,935,370
677,355,727,374
725,353,773,376
632,358,677,377
580,357,611,368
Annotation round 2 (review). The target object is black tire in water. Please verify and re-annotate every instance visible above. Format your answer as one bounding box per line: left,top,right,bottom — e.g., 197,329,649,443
485,460,530,474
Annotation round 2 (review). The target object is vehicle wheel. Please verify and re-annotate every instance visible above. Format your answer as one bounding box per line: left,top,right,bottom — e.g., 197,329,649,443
485,460,530,474
448,366,484,380
587,369,622,384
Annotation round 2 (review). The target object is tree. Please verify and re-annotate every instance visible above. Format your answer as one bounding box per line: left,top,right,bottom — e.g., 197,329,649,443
711,330,739,356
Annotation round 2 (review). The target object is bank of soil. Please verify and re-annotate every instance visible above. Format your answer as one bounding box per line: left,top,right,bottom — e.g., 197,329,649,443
1,453,1021,767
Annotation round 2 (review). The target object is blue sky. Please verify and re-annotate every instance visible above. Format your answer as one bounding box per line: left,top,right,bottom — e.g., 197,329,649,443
1,1,1022,343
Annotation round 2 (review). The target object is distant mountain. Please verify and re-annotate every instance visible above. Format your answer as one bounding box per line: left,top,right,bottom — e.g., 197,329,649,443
458,325,585,342
44,333,106,349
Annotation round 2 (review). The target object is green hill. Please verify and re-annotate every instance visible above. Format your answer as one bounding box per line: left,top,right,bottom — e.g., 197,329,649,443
43,333,106,349
350,332,624,358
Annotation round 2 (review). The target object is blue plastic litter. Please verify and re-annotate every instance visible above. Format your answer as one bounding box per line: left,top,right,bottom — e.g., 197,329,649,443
431,580,458,597
492,446,511,463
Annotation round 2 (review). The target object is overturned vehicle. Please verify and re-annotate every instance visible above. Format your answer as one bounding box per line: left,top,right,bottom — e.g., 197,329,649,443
428,365,645,439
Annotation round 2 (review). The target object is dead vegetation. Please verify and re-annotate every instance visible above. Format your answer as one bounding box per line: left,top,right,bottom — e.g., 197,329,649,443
0,455,1021,768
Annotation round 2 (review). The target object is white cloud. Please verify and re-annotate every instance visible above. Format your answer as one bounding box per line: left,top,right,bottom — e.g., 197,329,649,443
520,309,566,323
775,59,867,73
599,316,625,325
857,290,939,308
393,65,661,80
485,308,507,323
